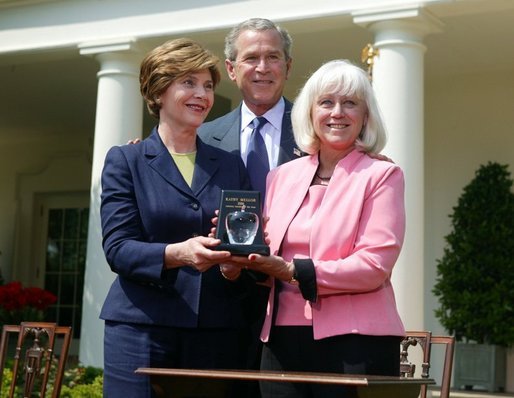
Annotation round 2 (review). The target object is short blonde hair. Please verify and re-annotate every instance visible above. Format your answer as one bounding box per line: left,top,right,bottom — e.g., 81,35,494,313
140,38,221,119
292,59,387,155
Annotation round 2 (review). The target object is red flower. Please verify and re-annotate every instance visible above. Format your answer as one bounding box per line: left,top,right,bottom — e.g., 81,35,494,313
0,282,57,324
25,287,57,310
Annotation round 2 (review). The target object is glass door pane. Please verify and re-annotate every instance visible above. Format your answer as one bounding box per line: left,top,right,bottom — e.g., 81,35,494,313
44,207,88,339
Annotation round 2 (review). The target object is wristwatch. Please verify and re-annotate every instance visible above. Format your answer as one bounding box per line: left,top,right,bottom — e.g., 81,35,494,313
288,268,299,285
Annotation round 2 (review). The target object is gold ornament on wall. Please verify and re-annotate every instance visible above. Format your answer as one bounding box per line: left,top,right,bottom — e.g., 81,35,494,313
361,43,379,81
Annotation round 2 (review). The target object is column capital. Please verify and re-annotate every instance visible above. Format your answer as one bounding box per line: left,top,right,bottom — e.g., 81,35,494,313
78,38,141,78
78,38,140,56
353,6,443,41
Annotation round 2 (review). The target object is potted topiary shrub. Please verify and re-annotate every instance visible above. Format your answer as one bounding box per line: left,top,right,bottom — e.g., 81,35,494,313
433,162,514,392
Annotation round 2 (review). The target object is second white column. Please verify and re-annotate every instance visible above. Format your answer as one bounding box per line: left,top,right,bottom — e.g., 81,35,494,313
354,7,443,331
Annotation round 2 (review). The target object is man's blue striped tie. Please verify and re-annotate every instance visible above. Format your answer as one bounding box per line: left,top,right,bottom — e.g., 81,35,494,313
247,116,269,200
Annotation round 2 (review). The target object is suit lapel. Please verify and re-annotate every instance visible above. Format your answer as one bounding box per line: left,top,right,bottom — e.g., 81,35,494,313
144,128,194,197
267,156,318,255
309,150,363,243
278,99,303,165
191,139,219,196
210,106,241,153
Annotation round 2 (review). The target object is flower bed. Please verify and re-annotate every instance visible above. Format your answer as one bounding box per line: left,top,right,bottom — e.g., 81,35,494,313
0,281,57,325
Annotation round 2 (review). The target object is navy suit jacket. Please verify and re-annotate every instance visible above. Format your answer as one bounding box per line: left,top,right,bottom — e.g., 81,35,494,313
198,98,301,167
100,128,251,329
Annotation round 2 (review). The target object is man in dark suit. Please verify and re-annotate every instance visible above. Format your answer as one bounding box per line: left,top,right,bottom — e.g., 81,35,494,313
198,18,301,397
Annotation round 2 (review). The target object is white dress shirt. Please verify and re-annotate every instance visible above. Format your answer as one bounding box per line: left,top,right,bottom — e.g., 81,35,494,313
240,98,285,170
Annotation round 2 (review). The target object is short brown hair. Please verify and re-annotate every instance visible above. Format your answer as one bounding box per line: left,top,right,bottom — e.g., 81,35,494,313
140,38,221,118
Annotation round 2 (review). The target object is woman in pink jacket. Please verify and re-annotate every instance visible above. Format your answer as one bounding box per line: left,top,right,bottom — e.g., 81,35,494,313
228,59,406,398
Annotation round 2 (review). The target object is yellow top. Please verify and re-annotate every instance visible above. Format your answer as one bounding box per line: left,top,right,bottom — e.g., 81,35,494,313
170,151,196,187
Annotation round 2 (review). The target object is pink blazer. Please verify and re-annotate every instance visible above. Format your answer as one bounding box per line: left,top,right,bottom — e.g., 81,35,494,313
261,149,406,342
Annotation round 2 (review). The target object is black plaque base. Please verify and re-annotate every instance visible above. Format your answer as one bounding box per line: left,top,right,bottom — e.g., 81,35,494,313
216,242,270,256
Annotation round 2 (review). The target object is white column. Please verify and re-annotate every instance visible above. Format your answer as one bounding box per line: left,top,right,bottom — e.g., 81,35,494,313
79,39,143,367
354,8,442,331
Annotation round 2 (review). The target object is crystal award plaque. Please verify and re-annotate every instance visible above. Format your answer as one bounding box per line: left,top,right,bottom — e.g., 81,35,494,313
215,190,270,256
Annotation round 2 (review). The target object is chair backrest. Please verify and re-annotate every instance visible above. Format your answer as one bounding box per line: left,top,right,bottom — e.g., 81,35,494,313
430,335,455,398
400,330,432,398
400,331,455,398
0,322,72,398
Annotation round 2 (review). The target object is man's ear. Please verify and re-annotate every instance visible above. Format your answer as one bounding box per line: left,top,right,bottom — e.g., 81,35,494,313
285,58,293,80
225,59,237,82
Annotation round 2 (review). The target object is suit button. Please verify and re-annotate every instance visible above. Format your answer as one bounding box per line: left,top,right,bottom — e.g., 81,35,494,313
191,203,199,210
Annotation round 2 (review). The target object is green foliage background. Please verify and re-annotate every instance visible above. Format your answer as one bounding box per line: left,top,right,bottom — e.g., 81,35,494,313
433,162,514,346
1,364,103,398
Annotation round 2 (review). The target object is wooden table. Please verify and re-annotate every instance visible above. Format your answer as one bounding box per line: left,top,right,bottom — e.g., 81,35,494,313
135,367,435,398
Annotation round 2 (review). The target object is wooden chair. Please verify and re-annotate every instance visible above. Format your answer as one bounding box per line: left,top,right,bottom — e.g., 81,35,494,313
400,331,455,398
0,322,72,398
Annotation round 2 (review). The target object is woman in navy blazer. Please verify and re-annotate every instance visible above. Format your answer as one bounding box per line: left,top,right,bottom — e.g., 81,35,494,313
100,38,251,397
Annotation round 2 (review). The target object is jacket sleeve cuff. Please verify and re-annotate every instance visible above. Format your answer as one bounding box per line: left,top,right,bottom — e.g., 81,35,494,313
293,258,317,303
